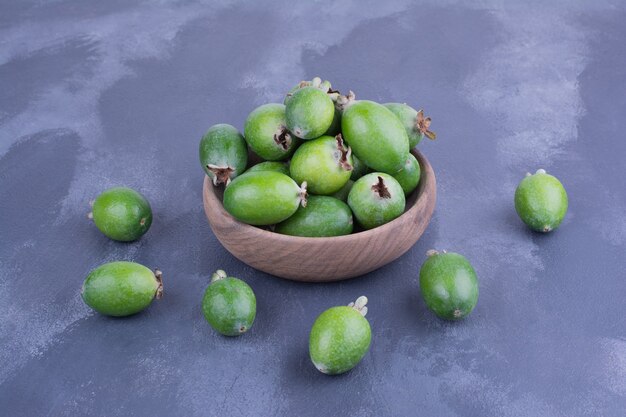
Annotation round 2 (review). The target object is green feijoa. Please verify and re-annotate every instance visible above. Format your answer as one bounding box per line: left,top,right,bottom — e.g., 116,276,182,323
341,96,410,174
223,171,307,225
202,270,256,336
244,103,300,161
309,296,371,375
81,261,163,317
286,87,335,139
419,251,479,320
392,154,421,195
290,135,353,195
383,103,436,148
247,161,290,176
514,169,568,233
199,123,248,186
89,187,152,242
347,173,405,230
275,196,353,237
350,154,370,181
331,179,354,202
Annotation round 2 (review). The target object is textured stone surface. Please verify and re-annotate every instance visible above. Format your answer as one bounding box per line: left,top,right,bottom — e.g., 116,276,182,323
1,1,625,416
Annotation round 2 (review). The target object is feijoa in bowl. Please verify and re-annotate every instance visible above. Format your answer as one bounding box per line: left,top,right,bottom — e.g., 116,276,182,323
203,149,436,282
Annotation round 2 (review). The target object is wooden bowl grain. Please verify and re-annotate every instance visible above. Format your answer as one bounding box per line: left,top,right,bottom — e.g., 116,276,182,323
203,149,436,282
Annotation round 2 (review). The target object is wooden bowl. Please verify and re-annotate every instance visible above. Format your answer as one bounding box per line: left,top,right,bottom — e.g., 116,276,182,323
203,149,436,282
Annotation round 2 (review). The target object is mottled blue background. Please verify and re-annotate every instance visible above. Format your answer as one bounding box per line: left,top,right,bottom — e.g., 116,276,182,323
1,1,625,416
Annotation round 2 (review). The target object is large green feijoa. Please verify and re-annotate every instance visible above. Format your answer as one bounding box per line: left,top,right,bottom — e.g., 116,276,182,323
392,153,421,196
289,135,353,195
202,270,256,336
223,171,307,226
89,187,152,242
199,123,248,186
244,103,300,161
347,173,405,230
309,296,371,375
246,161,290,176
514,169,568,233
275,195,353,237
383,103,436,149
286,86,335,139
81,261,163,317
340,94,409,174
419,251,479,320
284,77,342,136
331,179,354,202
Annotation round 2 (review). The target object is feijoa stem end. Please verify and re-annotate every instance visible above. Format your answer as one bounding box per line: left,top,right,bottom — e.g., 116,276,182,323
274,126,292,151
536,168,546,175
207,164,235,186
87,211,93,220
415,109,437,140
299,182,308,208
335,134,353,171
372,176,391,199
426,249,439,257
336,90,356,111
348,296,369,317
154,269,163,299
211,269,227,283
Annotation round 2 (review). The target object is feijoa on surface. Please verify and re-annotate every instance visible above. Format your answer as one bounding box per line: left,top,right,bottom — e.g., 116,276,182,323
286,86,335,139
275,195,353,237
89,187,152,242
392,153,421,195
383,103,436,148
514,169,568,233
247,161,290,176
199,123,248,186
223,171,307,225
309,296,371,375
81,261,163,317
419,251,479,320
347,173,406,230
202,270,256,336
244,103,300,161
289,134,353,195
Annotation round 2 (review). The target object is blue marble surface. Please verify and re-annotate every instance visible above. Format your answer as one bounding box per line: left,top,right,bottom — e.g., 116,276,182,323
1,1,625,416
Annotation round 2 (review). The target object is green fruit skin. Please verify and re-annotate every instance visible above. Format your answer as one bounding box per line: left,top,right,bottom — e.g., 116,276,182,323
514,172,568,232
223,171,303,225
350,154,370,181
82,261,160,317
247,161,290,176
309,306,371,375
199,123,248,181
331,179,354,202
244,104,300,161
92,187,152,242
202,277,256,336
289,135,352,195
383,103,423,148
419,252,479,320
275,196,353,237
347,172,406,230
342,101,410,174
392,154,421,195
286,87,335,139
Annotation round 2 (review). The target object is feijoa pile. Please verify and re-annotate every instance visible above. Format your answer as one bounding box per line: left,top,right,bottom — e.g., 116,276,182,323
199,77,436,235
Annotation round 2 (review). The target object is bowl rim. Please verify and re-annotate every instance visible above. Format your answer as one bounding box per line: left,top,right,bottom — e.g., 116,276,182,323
203,148,436,243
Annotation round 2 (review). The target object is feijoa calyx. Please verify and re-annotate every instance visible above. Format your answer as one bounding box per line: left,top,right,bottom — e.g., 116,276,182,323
89,187,152,242
309,296,371,375
202,270,256,336
514,169,568,232
199,123,248,186
419,251,479,320
384,103,436,149
223,171,307,225
81,261,163,317
348,172,406,230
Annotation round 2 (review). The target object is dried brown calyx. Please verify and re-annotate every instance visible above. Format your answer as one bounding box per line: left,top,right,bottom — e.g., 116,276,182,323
335,134,353,171
154,269,164,299
372,176,391,199
206,164,235,186
299,181,308,208
273,126,292,151
415,109,437,140
335,90,356,111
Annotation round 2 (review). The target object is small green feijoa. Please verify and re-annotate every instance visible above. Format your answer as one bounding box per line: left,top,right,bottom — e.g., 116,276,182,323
244,103,300,161
202,270,256,336
286,86,335,139
275,195,353,237
309,296,371,375
348,173,405,230
514,169,568,232
89,187,152,242
199,123,248,185
419,251,479,320
392,153,421,195
81,261,163,317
